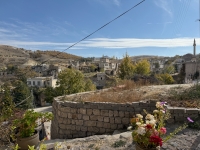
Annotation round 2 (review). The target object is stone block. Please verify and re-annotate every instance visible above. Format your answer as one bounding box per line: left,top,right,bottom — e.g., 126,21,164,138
60,112,68,118
76,120,83,126
115,117,121,124
124,112,130,118
117,124,123,129
70,108,77,113
59,107,71,113
90,115,98,121
64,130,71,135
173,108,186,113
122,118,129,125
71,120,76,125
58,117,63,124
90,103,98,109
132,102,139,107
98,116,104,121
59,124,66,129
175,116,185,122
186,109,199,114
59,129,64,135
99,128,106,134
167,118,175,124
103,122,111,129
93,109,100,115
72,114,78,119
114,110,119,117
83,115,89,120
104,117,110,123
84,120,96,127
110,117,115,124
76,125,81,131
77,114,82,119
109,110,114,117
81,126,88,132
106,128,113,133
110,123,117,129
63,119,71,125
119,111,124,117
87,109,93,115
78,132,86,138
79,108,87,114
88,127,99,132
97,121,104,128
101,110,109,116
68,113,72,119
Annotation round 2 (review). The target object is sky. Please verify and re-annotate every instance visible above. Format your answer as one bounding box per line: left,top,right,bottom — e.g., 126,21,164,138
0,0,200,58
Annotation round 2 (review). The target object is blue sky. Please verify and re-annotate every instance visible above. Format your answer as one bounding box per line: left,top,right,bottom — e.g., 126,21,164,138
0,0,199,58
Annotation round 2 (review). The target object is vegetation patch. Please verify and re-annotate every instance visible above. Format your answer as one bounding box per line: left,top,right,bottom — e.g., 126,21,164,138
111,140,126,148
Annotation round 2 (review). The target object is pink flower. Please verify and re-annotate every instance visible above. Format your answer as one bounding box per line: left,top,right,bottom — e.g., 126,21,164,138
160,127,167,134
187,117,194,123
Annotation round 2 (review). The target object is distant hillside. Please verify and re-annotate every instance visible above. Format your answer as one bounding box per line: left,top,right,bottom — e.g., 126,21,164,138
0,45,82,67
130,55,165,61
31,50,82,60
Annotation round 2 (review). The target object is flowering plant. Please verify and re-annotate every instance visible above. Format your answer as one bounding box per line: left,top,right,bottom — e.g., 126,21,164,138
129,102,192,149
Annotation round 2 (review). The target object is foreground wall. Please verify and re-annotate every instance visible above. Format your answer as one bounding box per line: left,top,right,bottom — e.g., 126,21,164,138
51,92,200,139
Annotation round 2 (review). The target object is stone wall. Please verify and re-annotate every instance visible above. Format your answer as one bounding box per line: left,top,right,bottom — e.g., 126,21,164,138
51,91,200,139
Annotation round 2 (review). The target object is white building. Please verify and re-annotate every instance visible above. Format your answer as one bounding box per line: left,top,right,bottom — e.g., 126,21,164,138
27,77,57,88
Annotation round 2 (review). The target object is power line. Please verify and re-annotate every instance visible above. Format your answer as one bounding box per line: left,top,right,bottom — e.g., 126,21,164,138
17,0,146,78
41,0,146,64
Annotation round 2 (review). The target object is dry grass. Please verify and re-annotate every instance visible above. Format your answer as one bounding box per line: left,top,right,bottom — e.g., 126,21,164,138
86,80,151,103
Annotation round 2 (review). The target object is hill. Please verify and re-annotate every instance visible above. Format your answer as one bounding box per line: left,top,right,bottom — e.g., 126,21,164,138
0,45,82,68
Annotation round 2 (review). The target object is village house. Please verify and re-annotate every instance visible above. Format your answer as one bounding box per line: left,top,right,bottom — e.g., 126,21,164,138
27,76,57,88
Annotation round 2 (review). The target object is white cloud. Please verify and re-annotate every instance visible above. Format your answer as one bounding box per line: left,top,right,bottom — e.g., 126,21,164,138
113,0,120,6
0,37,199,50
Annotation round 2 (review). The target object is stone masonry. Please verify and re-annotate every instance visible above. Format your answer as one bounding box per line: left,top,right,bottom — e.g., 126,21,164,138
51,91,200,139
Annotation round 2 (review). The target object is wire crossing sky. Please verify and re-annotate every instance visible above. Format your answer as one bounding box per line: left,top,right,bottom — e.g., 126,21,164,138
0,0,199,58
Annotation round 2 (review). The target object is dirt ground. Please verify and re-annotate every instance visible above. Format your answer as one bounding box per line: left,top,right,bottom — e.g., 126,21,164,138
86,83,200,108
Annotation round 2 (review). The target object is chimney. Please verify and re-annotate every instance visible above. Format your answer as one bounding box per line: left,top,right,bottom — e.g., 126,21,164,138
193,39,196,56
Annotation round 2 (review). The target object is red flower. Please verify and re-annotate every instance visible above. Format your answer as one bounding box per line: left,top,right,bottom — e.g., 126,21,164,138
149,135,162,146
160,127,167,134
146,124,152,129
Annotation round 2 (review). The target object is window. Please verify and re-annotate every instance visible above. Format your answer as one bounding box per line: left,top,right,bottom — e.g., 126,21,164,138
27,81,31,85
37,81,40,86
33,81,35,85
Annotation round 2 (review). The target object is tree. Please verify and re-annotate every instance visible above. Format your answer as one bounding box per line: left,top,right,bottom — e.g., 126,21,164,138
165,65,175,74
154,62,160,69
13,81,33,109
155,73,174,84
0,85,14,121
90,64,96,72
118,53,135,79
57,68,96,95
135,59,150,75
84,79,96,91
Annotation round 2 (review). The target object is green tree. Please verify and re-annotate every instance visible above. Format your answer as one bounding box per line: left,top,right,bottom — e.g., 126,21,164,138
90,64,96,72
44,87,55,103
135,59,150,75
154,62,160,69
156,73,174,84
13,81,32,109
84,79,96,91
165,65,175,74
57,68,96,95
118,53,135,79
0,85,14,121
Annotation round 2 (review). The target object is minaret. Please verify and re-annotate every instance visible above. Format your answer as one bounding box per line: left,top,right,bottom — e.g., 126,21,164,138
193,39,196,56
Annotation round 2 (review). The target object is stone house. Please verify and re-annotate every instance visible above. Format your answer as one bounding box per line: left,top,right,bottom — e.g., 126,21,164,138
27,76,57,88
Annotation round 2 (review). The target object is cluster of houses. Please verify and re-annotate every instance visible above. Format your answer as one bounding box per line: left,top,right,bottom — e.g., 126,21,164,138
0,39,199,90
